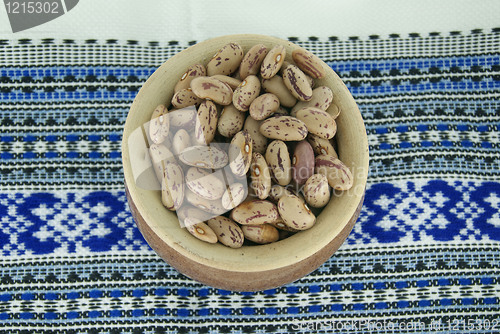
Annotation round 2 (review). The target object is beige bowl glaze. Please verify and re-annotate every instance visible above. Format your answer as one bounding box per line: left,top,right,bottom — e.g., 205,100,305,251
122,34,369,291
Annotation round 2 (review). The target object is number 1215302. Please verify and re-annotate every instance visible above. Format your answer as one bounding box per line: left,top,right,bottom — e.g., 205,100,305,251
5,1,61,14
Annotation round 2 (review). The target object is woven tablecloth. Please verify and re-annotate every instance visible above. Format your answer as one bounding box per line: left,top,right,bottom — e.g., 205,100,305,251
1,1,499,333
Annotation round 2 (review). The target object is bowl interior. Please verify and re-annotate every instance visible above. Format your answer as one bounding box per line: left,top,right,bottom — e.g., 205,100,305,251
122,34,369,275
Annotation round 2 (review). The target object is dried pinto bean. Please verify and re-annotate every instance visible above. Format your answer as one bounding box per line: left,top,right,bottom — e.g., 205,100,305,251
249,93,280,120
250,152,271,199
291,140,315,185
190,76,233,105
207,42,244,76
241,224,279,244
207,216,244,248
240,44,268,79
315,154,353,191
232,75,261,112
230,199,279,225
282,64,313,102
260,45,286,79
265,140,292,186
175,64,206,93
229,130,253,177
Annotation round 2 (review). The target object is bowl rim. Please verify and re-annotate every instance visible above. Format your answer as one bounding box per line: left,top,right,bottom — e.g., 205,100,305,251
122,34,369,289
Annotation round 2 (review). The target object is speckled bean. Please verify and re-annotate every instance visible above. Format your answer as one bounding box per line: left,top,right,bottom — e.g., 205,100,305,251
265,140,292,186
292,140,315,185
195,100,218,144
260,45,286,79
171,88,203,109
174,64,206,93
250,152,271,199
291,48,326,79
221,182,247,210
259,115,308,141
186,167,226,200
296,107,337,139
179,145,228,169
241,224,279,244
161,178,174,210
232,75,261,112
240,44,268,79
207,216,244,248
190,76,233,105
307,134,338,158
207,42,244,76
186,222,218,244
230,199,279,225
149,143,175,183
171,129,191,156
218,104,246,137
243,117,267,155
291,86,333,115
280,61,315,88
261,75,297,108
249,93,280,120
161,161,185,211
229,130,253,177
315,154,354,191
282,64,313,102
149,104,170,144
278,194,316,230
303,173,330,208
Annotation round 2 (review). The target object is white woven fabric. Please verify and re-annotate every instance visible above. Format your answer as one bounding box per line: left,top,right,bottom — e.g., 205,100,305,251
1,0,499,40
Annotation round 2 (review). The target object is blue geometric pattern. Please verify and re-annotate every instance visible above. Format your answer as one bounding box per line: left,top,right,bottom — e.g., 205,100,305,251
1,181,500,256
350,180,500,244
0,191,149,256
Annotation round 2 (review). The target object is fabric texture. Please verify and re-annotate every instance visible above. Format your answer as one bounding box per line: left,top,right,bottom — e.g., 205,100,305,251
1,2,499,333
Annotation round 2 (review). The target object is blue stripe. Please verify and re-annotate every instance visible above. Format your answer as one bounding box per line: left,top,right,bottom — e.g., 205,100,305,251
367,159,500,179
2,108,129,126
0,132,123,140
366,121,500,133
346,79,499,97
2,78,497,102
0,90,138,102
0,169,125,186
1,156,121,163
358,99,499,113
371,145,500,154
0,53,496,102
327,54,500,73
2,54,497,80
358,100,500,121
0,291,496,322
0,66,156,80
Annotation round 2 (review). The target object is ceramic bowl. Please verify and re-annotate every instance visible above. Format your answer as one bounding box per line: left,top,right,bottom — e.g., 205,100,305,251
122,34,369,291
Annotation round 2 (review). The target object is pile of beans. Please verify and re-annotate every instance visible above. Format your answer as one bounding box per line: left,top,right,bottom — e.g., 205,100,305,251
148,42,353,248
